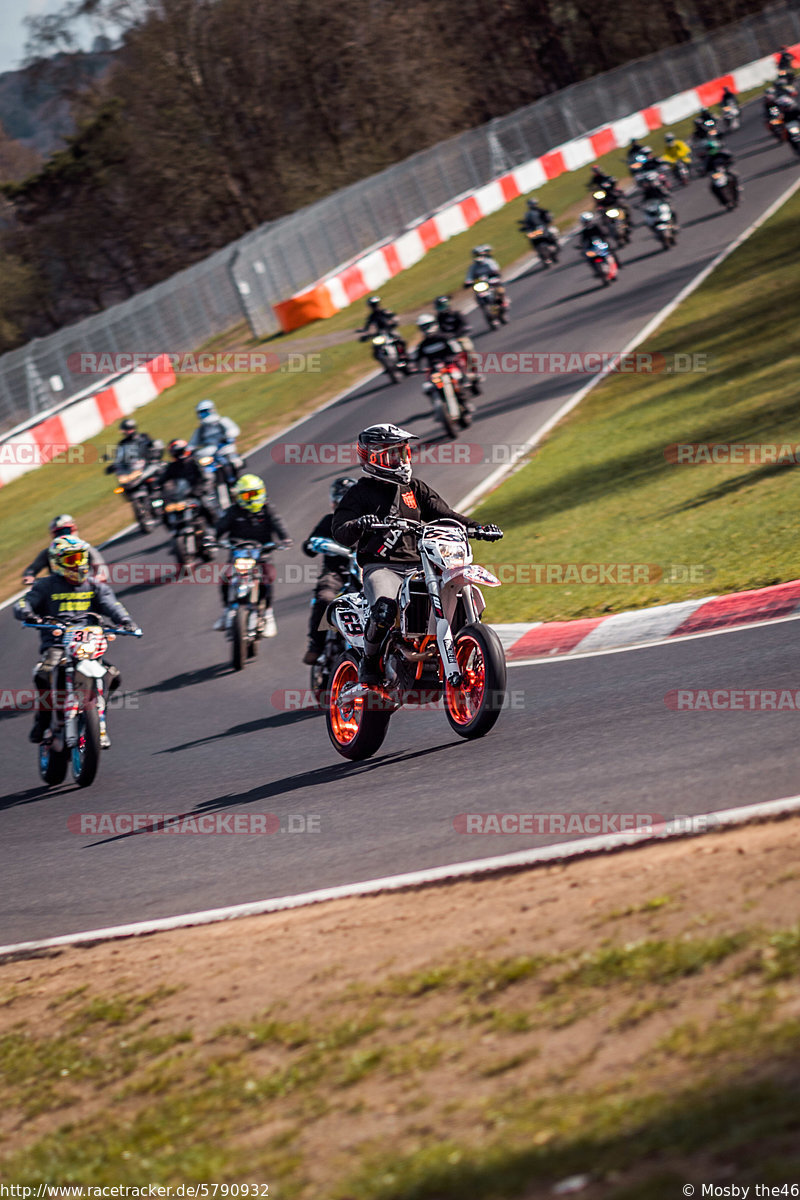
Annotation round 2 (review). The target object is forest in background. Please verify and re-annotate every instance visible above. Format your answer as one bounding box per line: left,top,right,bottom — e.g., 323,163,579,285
0,0,780,352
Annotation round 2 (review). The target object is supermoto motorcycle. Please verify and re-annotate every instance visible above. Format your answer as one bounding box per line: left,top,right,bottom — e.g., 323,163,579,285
359,329,413,384
720,100,741,132
23,613,142,788
582,238,618,285
766,104,786,142
194,443,242,509
591,187,631,246
308,538,362,705
219,539,276,670
521,225,560,266
641,191,678,249
111,456,164,533
709,166,740,210
162,478,215,565
422,352,475,439
325,518,506,761
669,158,690,187
472,278,508,330
785,117,800,156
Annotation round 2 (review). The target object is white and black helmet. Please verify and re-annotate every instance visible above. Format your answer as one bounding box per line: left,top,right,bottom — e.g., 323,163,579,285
417,313,436,333
356,424,419,485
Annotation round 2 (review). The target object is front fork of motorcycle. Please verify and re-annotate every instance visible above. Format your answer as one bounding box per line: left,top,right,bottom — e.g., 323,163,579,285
423,561,461,686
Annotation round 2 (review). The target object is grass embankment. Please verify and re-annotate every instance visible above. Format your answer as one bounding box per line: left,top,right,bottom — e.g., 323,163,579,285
1,816,799,1194
0,101,725,602
475,180,800,623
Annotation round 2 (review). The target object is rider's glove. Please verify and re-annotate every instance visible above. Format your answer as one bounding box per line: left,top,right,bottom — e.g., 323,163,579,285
122,619,140,633
474,523,504,542
280,538,293,549
355,514,380,533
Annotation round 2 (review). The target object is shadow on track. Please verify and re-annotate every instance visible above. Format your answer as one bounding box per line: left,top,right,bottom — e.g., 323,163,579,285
84,739,462,847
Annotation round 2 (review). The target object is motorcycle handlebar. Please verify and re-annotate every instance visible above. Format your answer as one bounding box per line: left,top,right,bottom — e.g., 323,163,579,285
23,620,143,637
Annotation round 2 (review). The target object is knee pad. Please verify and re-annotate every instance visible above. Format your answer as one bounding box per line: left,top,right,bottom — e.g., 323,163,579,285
372,597,398,629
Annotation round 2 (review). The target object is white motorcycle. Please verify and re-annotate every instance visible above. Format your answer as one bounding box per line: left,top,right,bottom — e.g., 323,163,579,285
24,614,142,788
325,518,506,761
642,195,678,249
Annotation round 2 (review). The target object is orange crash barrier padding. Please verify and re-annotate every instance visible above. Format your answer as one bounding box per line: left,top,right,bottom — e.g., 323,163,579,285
273,286,337,333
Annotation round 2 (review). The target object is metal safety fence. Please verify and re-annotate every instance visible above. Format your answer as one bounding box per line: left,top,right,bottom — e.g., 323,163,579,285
1,1,798,433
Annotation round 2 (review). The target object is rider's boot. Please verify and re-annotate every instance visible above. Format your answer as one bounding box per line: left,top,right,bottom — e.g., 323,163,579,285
359,598,397,686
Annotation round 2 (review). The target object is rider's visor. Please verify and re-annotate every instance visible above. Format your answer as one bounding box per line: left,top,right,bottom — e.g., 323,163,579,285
239,489,260,502
60,551,88,568
374,444,410,469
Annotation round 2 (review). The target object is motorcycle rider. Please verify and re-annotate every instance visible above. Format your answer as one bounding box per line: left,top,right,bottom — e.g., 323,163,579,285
161,438,219,534
188,399,243,486
105,418,155,475
412,313,475,407
626,139,646,169
777,46,796,75
704,136,740,203
693,107,718,138
213,473,291,636
14,535,139,745
22,515,107,585
464,246,508,310
356,296,408,360
662,132,691,167
433,296,481,386
301,475,358,664
331,424,502,686
577,210,610,250
520,195,555,230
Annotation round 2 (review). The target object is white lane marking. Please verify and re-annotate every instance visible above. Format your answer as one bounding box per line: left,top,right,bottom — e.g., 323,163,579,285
455,171,800,515
2,793,799,959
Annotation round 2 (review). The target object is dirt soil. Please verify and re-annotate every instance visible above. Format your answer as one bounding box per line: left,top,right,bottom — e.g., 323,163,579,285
2,815,800,1195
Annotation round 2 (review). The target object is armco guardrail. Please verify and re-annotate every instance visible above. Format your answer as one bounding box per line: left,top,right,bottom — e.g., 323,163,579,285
0,2,798,436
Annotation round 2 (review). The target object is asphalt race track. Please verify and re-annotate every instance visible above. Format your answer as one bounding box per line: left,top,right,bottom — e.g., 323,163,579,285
2,102,799,945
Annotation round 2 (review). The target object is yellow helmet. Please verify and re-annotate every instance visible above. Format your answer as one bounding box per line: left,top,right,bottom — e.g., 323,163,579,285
234,473,266,514
48,534,90,584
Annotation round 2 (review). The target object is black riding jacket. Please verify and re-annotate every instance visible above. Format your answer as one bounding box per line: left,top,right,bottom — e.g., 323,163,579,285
162,457,209,495
332,476,479,567
413,331,462,371
15,575,132,651
436,310,471,337
359,308,398,335
216,502,288,545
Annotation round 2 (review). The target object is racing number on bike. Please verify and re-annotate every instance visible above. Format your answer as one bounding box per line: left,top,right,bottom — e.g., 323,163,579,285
340,611,362,636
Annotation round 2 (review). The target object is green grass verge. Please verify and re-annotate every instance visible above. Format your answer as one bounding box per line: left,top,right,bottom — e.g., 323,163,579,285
0,99,745,602
474,178,800,623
